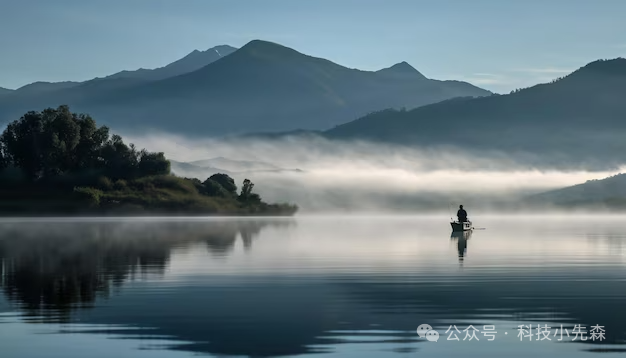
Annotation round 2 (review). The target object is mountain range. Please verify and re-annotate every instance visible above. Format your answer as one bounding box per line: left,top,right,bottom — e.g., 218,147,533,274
4,40,625,171
1,45,238,96
0,40,490,136
324,58,626,167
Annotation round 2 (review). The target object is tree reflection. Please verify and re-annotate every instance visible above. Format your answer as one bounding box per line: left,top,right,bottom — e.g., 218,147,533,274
0,219,290,321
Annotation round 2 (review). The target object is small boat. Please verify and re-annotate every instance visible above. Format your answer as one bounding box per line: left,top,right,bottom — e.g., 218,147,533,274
450,221,472,232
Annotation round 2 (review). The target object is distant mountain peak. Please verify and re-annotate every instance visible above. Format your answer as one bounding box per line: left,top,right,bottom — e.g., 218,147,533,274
377,61,427,80
213,44,237,51
243,39,283,48
391,61,415,70
104,44,238,81
184,45,236,57
238,40,302,57
177,45,237,62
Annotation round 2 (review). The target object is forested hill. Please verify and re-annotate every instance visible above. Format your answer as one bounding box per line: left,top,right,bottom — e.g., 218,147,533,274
325,58,626,165
528,173,626,209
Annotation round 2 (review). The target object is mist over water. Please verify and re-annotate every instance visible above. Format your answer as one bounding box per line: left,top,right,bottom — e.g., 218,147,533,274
125,133,625,212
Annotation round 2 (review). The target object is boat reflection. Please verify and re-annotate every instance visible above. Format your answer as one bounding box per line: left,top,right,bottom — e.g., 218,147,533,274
450,230,472,262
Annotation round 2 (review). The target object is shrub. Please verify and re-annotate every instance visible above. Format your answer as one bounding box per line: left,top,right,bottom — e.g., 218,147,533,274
114,179,127,190
73,187,103,206
135,175,198,194
97,176,113,190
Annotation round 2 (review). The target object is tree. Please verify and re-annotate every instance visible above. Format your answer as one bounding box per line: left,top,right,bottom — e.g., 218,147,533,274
240,179,254,198
0,147,6,171
202,178,230,197
40,106,81,177
0,106,170,182
72,114,110,170
1,110,47,180
207,173,237,195
137,151,171,177
100,135,139,179
238,178,261,204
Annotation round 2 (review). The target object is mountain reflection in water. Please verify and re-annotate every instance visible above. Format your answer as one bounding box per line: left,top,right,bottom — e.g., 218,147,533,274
0,216,626,357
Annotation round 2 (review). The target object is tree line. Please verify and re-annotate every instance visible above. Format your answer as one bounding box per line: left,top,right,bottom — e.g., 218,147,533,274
0,105,170,182
0,105,272,209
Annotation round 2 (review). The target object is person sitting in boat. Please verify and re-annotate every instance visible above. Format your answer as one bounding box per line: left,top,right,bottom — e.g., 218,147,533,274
457,205,468,222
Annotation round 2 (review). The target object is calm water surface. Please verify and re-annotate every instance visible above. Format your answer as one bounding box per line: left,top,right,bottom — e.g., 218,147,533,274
1,215,626,357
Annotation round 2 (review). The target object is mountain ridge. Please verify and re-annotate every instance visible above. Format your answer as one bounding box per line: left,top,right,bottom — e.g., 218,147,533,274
324,57,626,166
0,39,491,136
14,81,81,94
103,45,238,81
0,45,238,94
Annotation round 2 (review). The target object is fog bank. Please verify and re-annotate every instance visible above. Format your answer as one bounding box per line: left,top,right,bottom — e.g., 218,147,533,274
124,134,625,212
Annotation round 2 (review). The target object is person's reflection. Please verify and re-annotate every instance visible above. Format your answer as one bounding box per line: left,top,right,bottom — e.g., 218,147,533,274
450,231,472,263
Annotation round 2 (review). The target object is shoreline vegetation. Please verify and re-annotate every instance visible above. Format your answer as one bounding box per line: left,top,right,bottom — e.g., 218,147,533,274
0,106,298,216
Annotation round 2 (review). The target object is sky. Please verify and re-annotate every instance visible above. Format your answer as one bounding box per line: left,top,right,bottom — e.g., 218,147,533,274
1,0,626,93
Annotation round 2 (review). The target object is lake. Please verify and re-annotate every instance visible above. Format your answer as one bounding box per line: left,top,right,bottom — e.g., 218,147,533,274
0,215,625,357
